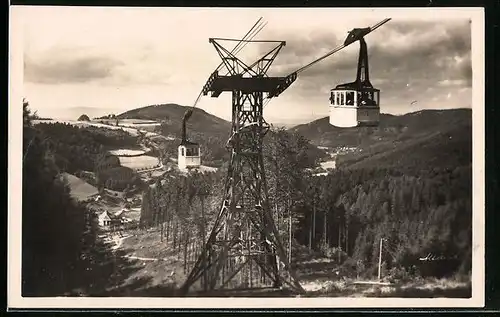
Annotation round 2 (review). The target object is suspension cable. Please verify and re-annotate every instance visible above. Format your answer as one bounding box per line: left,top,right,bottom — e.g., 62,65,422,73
293,43,346,75
264,18,391,111
292,18,390,75
216,17,264,72
222,20,268,76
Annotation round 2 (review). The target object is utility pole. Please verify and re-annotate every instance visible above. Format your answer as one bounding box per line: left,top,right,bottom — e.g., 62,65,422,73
338,223,341,264
308,212,312,250
288,197,292,265
378,238,384,280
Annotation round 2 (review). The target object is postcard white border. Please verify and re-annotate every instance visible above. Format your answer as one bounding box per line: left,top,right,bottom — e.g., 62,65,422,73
8,6,485,309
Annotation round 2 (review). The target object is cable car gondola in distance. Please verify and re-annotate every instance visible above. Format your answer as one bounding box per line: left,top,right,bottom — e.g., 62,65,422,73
178,109,201,171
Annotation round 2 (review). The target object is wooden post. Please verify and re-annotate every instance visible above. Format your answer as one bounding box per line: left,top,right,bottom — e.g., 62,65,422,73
338,223,341,264
183,231,189,274
160,206,164,242
312,203,316,247
249,224,252,288
308,213,312,251
323,210,327,246
378,238,383,280
200,195,208,289
345,221,349,256
288,198,292,265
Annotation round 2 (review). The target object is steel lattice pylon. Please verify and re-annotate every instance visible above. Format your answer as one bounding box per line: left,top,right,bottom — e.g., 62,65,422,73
179,38,304,295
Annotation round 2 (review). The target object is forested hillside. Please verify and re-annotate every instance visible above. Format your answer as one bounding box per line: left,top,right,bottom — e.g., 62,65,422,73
22,101,113,296
291,109,472,170
291,109,470,148
290,110,472,277
35,122,137,174
141,110,472,281
138,128,324,268
296,166,471,278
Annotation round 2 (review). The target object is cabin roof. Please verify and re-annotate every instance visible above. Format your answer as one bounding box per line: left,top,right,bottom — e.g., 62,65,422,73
99,211,111,220
179,140,199,146
331,85,380,92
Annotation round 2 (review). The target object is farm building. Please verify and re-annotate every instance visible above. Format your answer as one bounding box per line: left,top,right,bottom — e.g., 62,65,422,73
98,211,112,227
98,210,122,230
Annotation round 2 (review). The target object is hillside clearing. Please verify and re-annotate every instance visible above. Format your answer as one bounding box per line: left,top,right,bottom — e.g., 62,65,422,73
119,156,159,170
320,160,337,170
109,148,146,156
60,172,98,201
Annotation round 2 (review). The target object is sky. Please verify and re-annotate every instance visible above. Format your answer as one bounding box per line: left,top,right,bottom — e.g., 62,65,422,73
16,7,475,124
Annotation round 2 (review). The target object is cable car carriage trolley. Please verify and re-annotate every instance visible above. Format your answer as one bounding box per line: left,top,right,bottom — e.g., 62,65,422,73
329,26,382,128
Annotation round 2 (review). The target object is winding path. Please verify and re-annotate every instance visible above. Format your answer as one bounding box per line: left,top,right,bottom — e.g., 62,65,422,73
108,232,169,262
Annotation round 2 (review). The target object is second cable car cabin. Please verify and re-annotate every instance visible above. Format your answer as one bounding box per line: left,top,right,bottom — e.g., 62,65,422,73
329,27,381,128
178,109,201,171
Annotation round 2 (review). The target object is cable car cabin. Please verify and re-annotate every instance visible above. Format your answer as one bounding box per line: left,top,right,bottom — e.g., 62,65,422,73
329,32,381,128
329,87,380,128
178,141,201,171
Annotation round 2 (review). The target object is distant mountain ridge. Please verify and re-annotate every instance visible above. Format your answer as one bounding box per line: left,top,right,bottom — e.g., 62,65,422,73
117,103,231,137
290,108,472,171
290,108,471,147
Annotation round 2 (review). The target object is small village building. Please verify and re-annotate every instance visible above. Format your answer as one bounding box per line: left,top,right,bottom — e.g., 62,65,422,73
98,210,123,230
98,211,112,227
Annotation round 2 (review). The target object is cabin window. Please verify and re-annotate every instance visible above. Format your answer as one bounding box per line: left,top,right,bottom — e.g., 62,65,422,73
185,147,199,157
346,91,355,106
358,91,373,106
181,148,185,156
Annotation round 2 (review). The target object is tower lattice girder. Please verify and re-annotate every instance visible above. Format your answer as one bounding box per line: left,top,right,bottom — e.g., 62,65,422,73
180,39,304,295
202,73,297,97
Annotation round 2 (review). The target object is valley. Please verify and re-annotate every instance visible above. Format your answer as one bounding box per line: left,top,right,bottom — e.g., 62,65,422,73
23,103,473,298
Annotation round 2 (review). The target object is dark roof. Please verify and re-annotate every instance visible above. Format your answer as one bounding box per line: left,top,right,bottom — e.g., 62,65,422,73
179,140,199,146
332,84,380,92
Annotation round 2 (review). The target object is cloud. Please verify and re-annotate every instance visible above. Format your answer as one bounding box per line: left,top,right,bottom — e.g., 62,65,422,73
259,19,472,102
24,44,175,86
24,48,123,84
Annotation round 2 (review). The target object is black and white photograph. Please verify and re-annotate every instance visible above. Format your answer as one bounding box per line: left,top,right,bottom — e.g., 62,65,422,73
8,6,485,309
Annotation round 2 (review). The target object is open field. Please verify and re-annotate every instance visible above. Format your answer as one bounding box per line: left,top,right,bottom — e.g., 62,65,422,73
124,208,142,222
116,119,158,124
109,148,147,156
32,119,163,137
33,119,143,136
60,172,98,201
119,155,159,170
319,159,337,170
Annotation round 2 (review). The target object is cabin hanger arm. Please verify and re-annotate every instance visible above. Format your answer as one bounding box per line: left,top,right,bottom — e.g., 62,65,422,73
266,18,391,100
